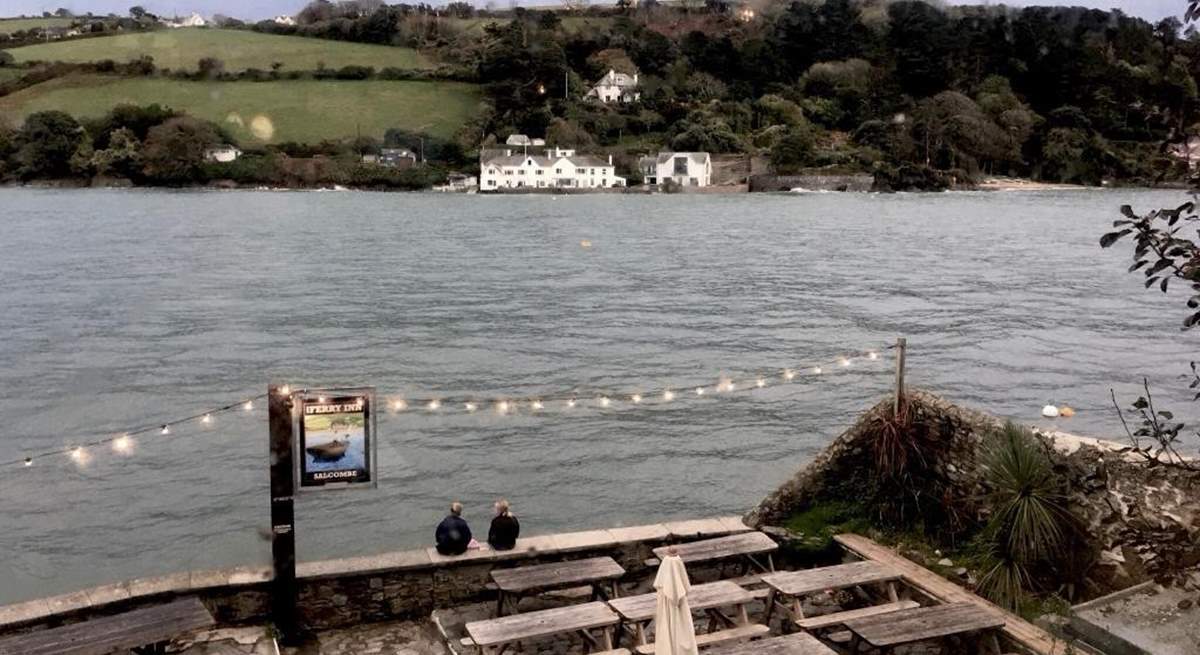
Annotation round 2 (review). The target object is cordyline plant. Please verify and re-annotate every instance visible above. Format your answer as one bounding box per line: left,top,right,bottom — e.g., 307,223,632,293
1100,202,1200,470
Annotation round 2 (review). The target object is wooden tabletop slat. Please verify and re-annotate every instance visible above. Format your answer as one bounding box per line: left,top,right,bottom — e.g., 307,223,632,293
606,581,756,622
844,602,1005,647
703,632,838,655
0,597,214,655
651,532,778,564
466,601,619,645
490,556,625,593
762,561,900,596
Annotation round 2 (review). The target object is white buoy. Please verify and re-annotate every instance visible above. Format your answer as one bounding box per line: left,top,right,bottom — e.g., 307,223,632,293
1041,404,1060,418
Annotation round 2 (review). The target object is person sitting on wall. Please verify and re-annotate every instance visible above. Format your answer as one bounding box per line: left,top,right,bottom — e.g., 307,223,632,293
435,501,473,555
488,499,520,551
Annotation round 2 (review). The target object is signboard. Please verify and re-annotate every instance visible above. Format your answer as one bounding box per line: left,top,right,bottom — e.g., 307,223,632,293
296,388,376,490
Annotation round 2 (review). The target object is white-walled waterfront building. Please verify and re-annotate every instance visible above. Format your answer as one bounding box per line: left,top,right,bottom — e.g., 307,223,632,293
480,146,625,191
639,152,712,188
586,69,640,104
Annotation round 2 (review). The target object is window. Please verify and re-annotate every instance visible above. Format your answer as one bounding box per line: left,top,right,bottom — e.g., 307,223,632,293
519,169,525,175
674,157,688,176
690,177,698,186
577,168,585,174
505,170,513,175
536,170,543,175
556,168,562,174
590,168,596,174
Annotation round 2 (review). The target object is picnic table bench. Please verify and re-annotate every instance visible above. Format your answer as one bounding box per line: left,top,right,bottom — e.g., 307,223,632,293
490,556,626,616
0,597,215,655
705,632,839,655
464,601,622,655
651,531,778,575
762,560,902,625
843,602,1005,654
606,580,767,651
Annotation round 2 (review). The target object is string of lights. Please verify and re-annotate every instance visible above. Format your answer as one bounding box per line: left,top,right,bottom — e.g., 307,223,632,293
3,342,895,470
3,393,267,470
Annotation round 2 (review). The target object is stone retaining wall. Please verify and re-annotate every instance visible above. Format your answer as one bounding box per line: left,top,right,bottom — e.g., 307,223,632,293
745,389,1200,599
0,516,750,637
748,174,875,193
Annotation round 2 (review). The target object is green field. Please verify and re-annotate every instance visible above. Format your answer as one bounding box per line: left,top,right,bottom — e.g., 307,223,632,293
6,28,433,71
0,17,75,34
0,75,482,143
0,68,24,83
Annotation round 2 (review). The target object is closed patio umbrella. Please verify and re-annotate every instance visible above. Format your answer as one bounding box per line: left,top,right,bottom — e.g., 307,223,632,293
654,549,698,655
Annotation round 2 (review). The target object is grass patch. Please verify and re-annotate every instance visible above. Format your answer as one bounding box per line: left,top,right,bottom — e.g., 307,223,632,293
0,17,75,34
0,68,24,83
6,28,433,71
782,501,874,560
0,74,482,143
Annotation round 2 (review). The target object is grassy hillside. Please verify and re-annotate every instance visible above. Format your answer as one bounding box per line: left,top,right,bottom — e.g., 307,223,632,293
0,68,24,83
0,17,75,34
0,75,481,143
6,28,433,71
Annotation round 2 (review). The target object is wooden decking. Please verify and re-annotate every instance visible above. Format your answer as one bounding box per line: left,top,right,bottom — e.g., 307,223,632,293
835,534,1069,655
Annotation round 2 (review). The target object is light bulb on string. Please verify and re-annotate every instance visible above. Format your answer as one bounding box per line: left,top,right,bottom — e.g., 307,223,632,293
813,366,822,374
279,385,290,396
317,396,327,403
70,446,88,466
599,396,611,408
663,390,675,402
840,358,851,367
784,369,796,381
465,402,478,413
201,413,212,424
531,400,544,410
391,399,407,412
497,400,510,414
756,378,766,388
427,399,441,411
23,457,32,467
868,351,879,360
161,425,170,435
112,434,133,454
631,394,642,404
567,398,577,408
695,387,705,396
244,400,254,411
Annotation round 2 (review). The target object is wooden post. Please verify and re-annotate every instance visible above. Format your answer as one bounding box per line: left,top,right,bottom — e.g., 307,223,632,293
268,384,300,645
893,337,907,416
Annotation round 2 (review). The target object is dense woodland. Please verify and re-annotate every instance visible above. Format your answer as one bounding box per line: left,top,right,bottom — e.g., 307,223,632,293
2,0,1200,189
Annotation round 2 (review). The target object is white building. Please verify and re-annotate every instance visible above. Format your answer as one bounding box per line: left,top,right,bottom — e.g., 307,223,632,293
639,152,712,188
163,12,207,28
480,145,625,191
273,15,296,25
505,134,546,148
204,144,242,163
586,69,640,104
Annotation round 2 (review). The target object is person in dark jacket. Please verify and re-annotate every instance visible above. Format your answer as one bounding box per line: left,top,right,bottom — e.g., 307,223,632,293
435,502,472,555
487,499,520,551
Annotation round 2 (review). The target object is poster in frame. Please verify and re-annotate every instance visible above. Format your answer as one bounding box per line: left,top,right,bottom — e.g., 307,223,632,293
296,388,377,491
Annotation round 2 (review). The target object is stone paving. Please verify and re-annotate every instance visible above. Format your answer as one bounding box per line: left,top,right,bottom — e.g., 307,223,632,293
173,620,450,655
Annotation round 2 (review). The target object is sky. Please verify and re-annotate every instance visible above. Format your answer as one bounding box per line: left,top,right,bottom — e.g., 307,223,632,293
0,0,1186,23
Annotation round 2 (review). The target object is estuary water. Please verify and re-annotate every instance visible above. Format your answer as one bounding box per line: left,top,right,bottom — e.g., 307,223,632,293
0,187,1195,603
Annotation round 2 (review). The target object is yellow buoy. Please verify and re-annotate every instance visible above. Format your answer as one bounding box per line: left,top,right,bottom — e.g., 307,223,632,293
580,240,593,249
1059,406,1076,418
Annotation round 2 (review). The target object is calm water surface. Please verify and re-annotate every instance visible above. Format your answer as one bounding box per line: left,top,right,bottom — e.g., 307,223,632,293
0,188,1194,603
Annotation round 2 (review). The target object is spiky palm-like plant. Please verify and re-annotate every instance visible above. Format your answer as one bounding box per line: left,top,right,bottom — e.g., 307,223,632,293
979,422,1074,609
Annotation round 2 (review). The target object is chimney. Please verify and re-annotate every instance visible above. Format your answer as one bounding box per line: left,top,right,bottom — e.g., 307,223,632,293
634,73,639,85
608,154,613,165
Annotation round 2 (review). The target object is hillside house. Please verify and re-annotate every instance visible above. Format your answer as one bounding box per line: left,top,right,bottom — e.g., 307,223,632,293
586,69,640,104
379,148,418,169
480,146,625,191
273,15,296,25
639,152,712,188
204,144,242,163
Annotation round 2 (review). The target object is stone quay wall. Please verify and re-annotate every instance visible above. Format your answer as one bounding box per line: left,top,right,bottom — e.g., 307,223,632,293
0,516,750,637
748,174,875,193
745,389,1200,599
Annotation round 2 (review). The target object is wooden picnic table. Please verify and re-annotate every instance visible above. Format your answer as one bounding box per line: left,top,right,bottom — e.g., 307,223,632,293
843,602,1005,654
652,531,778,574
762,560,902,624
705,632,839,655
0,597,215,655
464,601,621,654
607,580,758,647
490,556,626,616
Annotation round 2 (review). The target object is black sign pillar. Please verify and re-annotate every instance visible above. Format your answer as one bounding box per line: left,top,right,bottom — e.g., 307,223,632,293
268,384,300,645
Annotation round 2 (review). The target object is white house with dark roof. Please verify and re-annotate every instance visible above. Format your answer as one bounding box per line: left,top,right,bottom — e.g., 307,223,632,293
480,144,625,191
639,152,712,188
586,69,640,104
